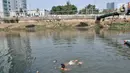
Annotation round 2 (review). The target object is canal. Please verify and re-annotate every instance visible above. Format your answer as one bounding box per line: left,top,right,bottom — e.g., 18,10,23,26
0,28,130,73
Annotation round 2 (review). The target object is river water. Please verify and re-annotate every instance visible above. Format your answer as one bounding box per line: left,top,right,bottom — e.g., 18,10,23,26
0,29,130,73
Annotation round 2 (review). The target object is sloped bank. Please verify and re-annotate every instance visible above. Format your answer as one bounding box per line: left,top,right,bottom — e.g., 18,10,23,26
98,18,130,29
109,22,130,30
0,19,96,31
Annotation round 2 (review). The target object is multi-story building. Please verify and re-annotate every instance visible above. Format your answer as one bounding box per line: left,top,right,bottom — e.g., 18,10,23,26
10,0,27,12
128,2,130,14
0,0,10,17
0,0,27,17
107,2,115,10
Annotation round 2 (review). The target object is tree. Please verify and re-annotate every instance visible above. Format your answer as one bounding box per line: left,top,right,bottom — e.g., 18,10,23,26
79,8,86,14
87,4,96,10
50,1,77,14
79,4,99,14
66,0,71,5
101,9,115,14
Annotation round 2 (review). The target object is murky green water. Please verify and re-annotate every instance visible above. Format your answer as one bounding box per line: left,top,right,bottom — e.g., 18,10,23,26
0,29,130,73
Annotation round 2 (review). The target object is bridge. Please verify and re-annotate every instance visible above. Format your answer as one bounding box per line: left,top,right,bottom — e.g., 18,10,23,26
95,12,120,23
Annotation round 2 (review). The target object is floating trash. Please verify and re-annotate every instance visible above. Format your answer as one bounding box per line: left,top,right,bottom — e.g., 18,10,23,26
53,60,57,63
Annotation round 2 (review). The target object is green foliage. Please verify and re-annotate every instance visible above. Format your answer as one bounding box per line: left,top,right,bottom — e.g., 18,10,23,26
79,8,86,14
51,1,77,14
109,23,130,30
87,4,95,9
79,4,99,14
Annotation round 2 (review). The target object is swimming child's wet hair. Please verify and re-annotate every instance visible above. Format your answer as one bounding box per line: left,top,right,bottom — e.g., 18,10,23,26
61,63,65,68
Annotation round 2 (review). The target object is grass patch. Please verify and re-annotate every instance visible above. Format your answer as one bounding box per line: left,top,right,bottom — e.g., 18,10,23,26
109,22,130,30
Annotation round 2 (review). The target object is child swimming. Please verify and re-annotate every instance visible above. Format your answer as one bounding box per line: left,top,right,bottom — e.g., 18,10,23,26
60,64,70,71
59,60,83,71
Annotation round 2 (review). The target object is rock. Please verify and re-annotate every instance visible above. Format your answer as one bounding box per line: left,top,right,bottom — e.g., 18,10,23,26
25,24,35,28
76,22,88,27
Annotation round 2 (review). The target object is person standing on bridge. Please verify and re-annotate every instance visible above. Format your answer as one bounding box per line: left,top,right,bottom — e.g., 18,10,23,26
120,4,125,12
119,4,126,19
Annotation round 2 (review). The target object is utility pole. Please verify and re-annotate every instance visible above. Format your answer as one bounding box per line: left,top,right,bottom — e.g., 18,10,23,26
92,7,93,14
86,6,87,15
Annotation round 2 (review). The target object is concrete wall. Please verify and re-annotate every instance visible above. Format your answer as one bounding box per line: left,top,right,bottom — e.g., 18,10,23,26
43,14,101,20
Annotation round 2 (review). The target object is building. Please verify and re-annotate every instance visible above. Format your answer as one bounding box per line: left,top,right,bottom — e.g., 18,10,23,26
10,9,48,17
127,2,130,14
0,0,27,17
10,9,45,17
27,9,45,17
10,0,27,12
0,0,11,17
128,2,130,10
107,2,115,10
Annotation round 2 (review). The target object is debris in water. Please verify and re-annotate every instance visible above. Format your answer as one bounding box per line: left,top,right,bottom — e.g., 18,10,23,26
36,71,39,73
53,60,57,63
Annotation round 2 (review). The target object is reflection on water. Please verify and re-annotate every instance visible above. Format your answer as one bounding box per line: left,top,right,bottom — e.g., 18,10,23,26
6,33,33,73
0,32,34,73
98,29,130,59
0,29,130,73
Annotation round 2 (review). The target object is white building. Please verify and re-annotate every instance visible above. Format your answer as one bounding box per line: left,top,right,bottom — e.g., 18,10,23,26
0,0,27,17
10,9,46,17
10,0,27,12
27,10,45,17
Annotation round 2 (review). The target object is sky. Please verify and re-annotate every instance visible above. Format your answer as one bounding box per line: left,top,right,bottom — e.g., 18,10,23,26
27,0,130,10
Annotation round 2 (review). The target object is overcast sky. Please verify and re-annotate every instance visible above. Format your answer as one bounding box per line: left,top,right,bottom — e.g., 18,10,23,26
27,0,130,10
